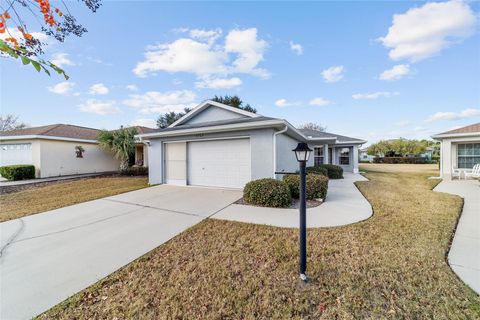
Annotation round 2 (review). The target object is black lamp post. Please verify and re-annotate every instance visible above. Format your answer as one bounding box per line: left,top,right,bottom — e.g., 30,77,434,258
292,142,312,282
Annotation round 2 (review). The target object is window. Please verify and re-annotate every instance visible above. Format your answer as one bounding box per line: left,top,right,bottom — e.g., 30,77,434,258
314,147,324,165
457,143,480,169
339,147,350,165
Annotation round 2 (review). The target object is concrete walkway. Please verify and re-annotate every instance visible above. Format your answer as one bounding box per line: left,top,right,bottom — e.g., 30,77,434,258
0,185,242,320
0,172,115,187
213,173,372,228
434,179,480,294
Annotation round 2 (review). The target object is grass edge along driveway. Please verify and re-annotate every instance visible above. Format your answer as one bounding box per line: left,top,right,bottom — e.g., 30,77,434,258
41,165,480,319
0,176,149,222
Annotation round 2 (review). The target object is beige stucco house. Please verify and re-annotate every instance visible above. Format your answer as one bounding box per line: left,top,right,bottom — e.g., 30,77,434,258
0,124,154,178
432,123,480,179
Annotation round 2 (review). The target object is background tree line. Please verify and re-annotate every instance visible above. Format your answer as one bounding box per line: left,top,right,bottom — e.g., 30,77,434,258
367,138,440,157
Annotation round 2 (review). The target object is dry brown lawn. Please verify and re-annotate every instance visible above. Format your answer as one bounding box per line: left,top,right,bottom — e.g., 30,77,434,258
41,165,480,319
0,177,148,222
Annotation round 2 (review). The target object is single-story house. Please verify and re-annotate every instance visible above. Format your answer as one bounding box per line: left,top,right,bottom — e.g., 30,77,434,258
359,147,375,162
137,100,366,189
0,124,155,178
432,122,480,179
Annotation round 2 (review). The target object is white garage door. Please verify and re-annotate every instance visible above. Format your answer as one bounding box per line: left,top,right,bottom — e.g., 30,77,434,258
188,139,251,189
0,143,33,166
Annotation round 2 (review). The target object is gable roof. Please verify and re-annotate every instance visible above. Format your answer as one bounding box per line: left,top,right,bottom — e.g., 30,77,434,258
0,124,100,141
0,124,157,142
432,122,480,139
299,128,366,143
169,100,260,128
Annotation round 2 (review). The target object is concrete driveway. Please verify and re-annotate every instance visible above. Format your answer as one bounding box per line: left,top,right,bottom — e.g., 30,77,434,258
0,185,242,320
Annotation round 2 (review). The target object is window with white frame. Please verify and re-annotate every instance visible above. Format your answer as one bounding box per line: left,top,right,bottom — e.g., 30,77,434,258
314,147,324,165
457,143,480,169
339,147,350,165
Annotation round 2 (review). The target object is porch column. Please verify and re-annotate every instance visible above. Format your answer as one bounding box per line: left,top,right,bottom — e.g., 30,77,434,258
353,146,359,173
323,144,329,164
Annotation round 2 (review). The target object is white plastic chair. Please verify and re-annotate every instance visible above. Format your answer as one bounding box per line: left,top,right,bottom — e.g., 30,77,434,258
465,164,480,179
452,166,461,180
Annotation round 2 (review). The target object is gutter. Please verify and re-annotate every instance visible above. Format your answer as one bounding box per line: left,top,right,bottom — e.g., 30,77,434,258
273,125,288,178
0,135,98,144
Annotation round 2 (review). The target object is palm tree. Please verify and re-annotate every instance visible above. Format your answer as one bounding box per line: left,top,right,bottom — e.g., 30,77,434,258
97,127,138,170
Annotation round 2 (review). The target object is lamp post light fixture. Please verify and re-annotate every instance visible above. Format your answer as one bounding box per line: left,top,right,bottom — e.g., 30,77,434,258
292,142,312,282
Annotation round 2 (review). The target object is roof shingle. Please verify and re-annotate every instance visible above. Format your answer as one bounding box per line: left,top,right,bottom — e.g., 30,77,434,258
439,123,480,135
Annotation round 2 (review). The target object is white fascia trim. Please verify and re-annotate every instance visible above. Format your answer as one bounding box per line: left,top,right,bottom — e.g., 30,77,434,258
0,135,98,144
431,132,480,139
138,119,286,138
334,140,367,145
169,100,260,128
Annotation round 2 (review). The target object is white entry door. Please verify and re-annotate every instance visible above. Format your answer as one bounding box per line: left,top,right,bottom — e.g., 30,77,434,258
164,142,187,185
187,139,251,188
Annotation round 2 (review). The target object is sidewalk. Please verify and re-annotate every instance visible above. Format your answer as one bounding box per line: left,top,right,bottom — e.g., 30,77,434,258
434,179,480,294
213,173,372,228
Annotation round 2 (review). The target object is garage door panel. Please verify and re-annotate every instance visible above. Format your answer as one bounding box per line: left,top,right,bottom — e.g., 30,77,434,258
0,143,33,166
187,139,251,189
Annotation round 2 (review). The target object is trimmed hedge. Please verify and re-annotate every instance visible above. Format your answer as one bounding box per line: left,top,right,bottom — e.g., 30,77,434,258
283,173,329,200
306,166,328,177
373,157,426,164
243,178,291,208
314,164,343,179
120,166,148,176
0,165,35,181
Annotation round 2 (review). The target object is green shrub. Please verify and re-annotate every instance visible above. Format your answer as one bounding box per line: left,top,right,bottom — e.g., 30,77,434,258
0,165,35,181
243,178,291,208
283,173,329,200
315,164,343,179
306,166,328,177
120,166,148,176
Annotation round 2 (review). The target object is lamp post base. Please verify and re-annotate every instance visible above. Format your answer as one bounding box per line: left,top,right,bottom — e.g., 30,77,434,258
299,273,308,282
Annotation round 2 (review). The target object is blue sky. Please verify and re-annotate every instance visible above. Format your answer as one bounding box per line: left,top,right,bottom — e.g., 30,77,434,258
1,0,479,144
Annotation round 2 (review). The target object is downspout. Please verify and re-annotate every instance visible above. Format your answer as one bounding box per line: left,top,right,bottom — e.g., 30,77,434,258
273,125,289,178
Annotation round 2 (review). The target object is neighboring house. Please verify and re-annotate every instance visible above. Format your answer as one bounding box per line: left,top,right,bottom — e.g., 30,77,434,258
137,100,366,189
359,148,375,162
0,124,154,178
432,123,480,179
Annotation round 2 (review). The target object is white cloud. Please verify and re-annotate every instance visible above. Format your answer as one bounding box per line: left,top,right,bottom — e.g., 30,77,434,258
225,28,269,78
275,99,301,108
289,41,303,55
50,53,74,68
195,77,242,89
379,64,411,81
189,28,222,44
88,83,109,95
321,65,344,83
0,29,49,42
309,97,331,106
352,91,400,100
123,90,196,114
131,118,157,128
126,84,139,91
79,99,120,115
426,108,480,122
133,27,269,82
47,81,75,95
379,0,476,62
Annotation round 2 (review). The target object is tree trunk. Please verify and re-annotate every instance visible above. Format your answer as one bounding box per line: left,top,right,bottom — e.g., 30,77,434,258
120,159,129,171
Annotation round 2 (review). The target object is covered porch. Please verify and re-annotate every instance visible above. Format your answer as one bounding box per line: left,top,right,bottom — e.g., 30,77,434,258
310,144,360,173
440,139,480,180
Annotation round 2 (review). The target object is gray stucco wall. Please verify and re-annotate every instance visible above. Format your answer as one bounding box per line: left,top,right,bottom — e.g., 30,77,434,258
275,133,302,178
183,106,247,125
146,128,275,185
